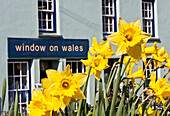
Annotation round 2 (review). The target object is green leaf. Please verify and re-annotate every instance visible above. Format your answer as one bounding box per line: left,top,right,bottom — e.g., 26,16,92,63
1,77,6,114
8,102,14,116
14,82,18,116
77,65,91,116
109,55,124,116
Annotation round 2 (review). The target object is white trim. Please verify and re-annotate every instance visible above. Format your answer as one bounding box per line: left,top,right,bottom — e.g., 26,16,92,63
38,0,54,31
8,61,29,113
102,0,115,34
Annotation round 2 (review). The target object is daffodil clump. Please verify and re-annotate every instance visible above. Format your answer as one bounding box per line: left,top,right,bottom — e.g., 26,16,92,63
28,65,87,115
27,18,170,116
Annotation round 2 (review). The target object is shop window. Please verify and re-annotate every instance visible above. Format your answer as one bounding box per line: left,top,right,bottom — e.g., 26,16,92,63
40,60,58,81
142,0,155,36
38,0,55,32
102,0,117,35
66,60,85,73
8,61,29,115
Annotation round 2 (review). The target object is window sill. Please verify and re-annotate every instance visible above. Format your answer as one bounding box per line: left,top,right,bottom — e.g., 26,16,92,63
148,37,160,42
38,35,63,38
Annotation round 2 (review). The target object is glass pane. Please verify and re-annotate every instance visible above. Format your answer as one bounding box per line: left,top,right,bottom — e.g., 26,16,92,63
110,24,113,32
8,77,14,90
149,3,151,10
149,11,151,18
43,2,47,10
21,63,27,75
21,91,27,103
145,3,147,10
39,20,42,28
38,1,42,9
106,8,109,15
43,21,46,29
149,27,151,34
48,21,52,29
142,3,144,10
102,0,104,6
110,8,113,15
22,77,28,89
14,63,20,75
48,2,52,10
9,91,15,108
15,77,20,89
21,104,27,115
38,11,42,19
48,13,51,20
78,62,82,73
106,0,108,6
72,62,76,73
145,11,148,18
102,7,105,14
110,0,113,7
8,63,13,76
43,12,46,20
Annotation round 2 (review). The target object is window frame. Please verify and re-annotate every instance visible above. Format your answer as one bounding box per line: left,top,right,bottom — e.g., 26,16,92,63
8,61,30,114
142,0,155,37
66,60,85,74
38,0,56,32
102,0,117,35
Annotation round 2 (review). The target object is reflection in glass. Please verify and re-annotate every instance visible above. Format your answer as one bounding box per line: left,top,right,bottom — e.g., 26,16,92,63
14,63,20,75
8,63,13,76
22,63,27,75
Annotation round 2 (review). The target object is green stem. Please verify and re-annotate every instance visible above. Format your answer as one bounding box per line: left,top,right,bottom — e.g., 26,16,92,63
116,79,129,116
106,66,118,95
77,65,92,116
161,101,170,116
109,55,124,116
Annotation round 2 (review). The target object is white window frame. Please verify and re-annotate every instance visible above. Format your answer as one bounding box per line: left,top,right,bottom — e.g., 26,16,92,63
38,0,54,31
142,1,153,35
8,61,29,115
102,0,115,34
66,60,85,73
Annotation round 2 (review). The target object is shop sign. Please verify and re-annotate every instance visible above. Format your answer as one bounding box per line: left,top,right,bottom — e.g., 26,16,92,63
8,38,89,58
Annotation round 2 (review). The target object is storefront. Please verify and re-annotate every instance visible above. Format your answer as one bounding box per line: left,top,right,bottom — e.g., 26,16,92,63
7,37,89,112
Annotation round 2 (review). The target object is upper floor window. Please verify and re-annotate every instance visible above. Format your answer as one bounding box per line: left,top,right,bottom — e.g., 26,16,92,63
38,0,55,32
102,0,117,35
142,0,155,36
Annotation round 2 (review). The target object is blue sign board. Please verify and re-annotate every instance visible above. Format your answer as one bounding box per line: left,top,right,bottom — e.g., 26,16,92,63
8,38,89,58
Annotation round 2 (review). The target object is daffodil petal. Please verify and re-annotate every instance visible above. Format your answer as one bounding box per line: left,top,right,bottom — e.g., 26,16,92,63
72,88,86,99
131,20,141,29
60,97,71,110
92,37,100,52
46,69,61,81
95,70,101,80
127,44,141,60
141,32,152,43
118,17,128,31
72,73,87,87
61,64,72,77
107,32,122,45
41,78,53,89
116,41,127,56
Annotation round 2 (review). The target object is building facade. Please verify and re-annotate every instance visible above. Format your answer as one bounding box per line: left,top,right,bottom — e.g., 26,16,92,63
0,0,169,113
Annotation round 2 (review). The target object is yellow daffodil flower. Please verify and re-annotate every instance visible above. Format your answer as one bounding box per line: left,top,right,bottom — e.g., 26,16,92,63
81,51,110,80
89,37,115,58
28,89,61,116
127,66,145,80
41,64,87,110
107,17,151,60
165,58,170,68
149,72,170,108
138,106,160,116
